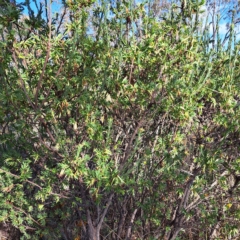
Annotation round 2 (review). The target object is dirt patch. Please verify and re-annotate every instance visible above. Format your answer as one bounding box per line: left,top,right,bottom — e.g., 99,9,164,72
0,222,21,240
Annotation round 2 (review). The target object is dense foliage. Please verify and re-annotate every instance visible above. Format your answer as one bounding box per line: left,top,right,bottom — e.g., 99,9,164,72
0,0,239,239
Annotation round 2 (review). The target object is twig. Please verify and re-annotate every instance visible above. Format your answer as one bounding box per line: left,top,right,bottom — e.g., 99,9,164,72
126,208,138,239
97,193,114,229
35,0,52,105
39,60,64,110
129,58,134,85
11,50,36,110
121,118,146,170
0,168,69,199
5,201,42,227
56,7,67,35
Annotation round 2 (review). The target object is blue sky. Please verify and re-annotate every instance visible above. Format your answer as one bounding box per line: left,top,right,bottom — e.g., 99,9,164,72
17,0,239,42
20,0,63,18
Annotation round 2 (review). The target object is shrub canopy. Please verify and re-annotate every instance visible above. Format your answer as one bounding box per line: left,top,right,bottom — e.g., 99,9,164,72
0,0,239,239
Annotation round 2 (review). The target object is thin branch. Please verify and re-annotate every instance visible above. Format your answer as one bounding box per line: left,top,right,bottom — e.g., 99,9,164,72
121,118,146,170
35,0,52,105
97,193,114,230
5,201,43,227
0,168,69,199
40,117,56,143
11,49,36,110
38,134,64,158
129,58,134,85
56,7,67,35
39,60,64,110
125,208,138,240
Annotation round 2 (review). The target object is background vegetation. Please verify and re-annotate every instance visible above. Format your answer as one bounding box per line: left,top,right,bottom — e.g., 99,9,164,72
0,0,239,239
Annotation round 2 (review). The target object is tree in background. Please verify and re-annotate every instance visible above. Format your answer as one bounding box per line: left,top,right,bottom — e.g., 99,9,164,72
0,0,239,239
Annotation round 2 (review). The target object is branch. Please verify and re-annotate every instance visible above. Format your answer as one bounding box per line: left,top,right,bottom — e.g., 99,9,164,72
39,60,64,110
0,168,69,199
6,201,43,227
97,193,114,230
34,0,52,105
126,208,138,240
121,118,146,171
56,7,67,35
11,49,36,110
164,167,200,240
